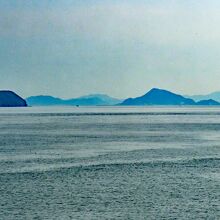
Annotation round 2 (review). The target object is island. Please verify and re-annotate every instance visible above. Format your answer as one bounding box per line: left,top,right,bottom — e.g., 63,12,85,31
120,88,196,105
0,91,27,107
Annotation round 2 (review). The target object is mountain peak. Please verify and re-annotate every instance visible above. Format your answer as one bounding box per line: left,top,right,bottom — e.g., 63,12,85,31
146,88,172,95
149,88,164,92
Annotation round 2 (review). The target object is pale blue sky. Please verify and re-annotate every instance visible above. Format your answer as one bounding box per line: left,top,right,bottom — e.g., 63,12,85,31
0,0,220,98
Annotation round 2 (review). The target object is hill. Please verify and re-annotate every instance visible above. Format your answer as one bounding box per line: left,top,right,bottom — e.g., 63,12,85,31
26,94,122,106
196,99,220,106
121,88,196,105
0,91,27,107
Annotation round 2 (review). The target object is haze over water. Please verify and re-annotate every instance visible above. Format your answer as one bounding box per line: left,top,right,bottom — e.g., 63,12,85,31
0,106,220,219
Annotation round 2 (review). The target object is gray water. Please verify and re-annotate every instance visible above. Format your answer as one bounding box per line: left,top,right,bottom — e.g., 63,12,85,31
0,106,220,220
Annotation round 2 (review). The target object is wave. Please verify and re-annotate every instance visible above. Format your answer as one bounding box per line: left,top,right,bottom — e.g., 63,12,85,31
1,156,219,175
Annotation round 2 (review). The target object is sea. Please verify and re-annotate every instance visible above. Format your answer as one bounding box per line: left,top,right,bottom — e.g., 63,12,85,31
0,106,219,220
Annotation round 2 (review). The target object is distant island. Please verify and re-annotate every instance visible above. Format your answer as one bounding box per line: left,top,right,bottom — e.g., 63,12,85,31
26,88,220,106
120,88,220,106
186,91,220,102
196,99,220,106
26,94,123,106
0,91,27,107
121,88,195,105
1,88,220,107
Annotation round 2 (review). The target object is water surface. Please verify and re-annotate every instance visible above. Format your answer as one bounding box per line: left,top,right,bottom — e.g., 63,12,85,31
0,106,220,219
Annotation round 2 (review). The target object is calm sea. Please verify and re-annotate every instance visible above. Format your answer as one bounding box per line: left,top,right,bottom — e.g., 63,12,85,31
0,106,220,219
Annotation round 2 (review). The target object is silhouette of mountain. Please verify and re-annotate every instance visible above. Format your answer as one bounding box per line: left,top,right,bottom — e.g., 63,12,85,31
25,90,220,106
64,97,111,106
196,99,220,106
26,94,122,106
78,94,123,105
187,91,220,102
121,88,196,105
26,96,64,106
0,91,27,107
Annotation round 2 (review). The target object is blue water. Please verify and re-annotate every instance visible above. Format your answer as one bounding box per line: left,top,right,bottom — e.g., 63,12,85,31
0,106,220,219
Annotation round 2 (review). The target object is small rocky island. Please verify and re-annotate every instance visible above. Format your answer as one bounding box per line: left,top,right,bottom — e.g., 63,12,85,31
0,91,27,107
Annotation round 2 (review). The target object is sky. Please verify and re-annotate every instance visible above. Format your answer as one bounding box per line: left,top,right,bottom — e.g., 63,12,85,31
0,0,220,99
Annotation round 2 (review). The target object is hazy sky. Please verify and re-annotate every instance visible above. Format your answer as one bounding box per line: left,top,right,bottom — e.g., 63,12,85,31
0,0,220,98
